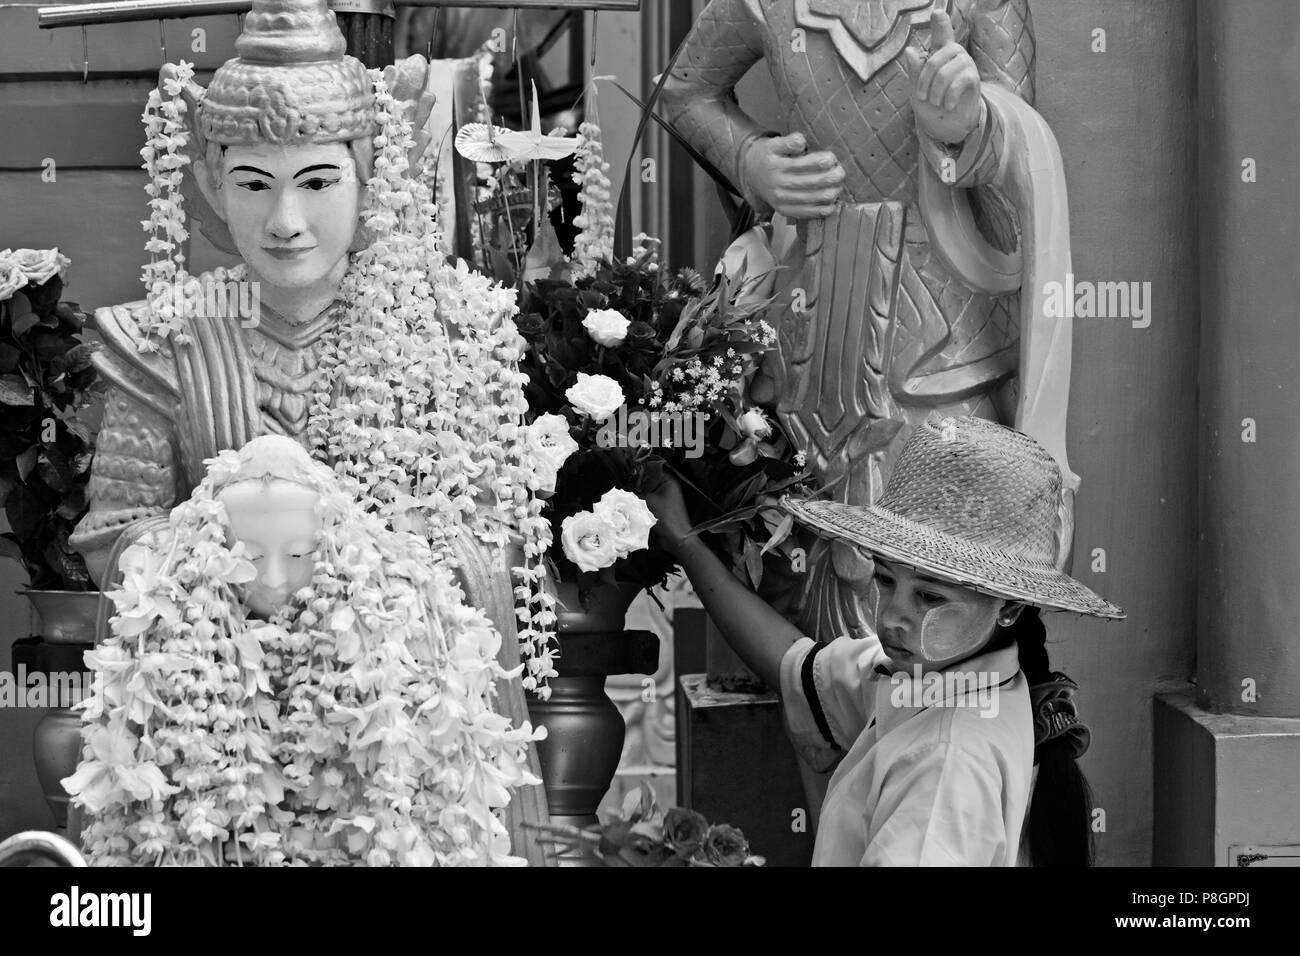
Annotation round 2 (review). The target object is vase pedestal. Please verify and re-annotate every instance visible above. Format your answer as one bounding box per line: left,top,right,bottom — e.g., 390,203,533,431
529,630,660,831
15,590,102,831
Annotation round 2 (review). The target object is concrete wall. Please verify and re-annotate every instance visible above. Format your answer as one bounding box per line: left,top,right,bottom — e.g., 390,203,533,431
1034,0,1200,868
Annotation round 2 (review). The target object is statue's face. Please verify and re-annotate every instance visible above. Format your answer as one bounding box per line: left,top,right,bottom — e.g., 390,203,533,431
867,558,1015,671
218,479,322,619
213,142,361,289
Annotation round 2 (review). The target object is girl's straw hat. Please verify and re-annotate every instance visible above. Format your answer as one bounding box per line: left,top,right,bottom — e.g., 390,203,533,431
782,415,1124,619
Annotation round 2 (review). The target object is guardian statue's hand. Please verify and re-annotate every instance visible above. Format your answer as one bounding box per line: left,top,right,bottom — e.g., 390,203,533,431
740,131,846,221
904,11,983,146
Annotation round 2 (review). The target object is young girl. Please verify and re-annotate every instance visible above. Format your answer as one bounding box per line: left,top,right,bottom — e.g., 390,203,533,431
647,414,1123,866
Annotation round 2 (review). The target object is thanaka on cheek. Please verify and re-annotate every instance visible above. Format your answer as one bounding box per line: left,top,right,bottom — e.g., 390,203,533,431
918,601,1001,666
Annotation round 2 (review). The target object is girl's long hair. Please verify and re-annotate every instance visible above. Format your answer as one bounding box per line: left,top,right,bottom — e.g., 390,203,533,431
1004,607,1096,867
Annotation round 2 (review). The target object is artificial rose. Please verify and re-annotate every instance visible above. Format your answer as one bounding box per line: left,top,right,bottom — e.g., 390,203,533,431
593,488,657,555
8,248,69,287
625,320,658,347
701,824,750,867
737,408,773,440
560,511,620,572
514,313,545,339
0,258,24,301
664,807,709,857
525,413,580,475
565,372,624,423
582,307,630,347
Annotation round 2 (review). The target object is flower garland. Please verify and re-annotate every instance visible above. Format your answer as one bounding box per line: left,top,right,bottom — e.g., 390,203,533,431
139,60,197,347
65,441,538,866
305,70,559,695
570,85,614,278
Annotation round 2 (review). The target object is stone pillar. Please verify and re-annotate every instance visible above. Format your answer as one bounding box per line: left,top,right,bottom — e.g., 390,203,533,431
1153,0,1300,867
1195,0,1300,719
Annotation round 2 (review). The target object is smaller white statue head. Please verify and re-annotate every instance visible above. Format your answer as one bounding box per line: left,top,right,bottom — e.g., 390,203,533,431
207,434,327,619
218,476,321,619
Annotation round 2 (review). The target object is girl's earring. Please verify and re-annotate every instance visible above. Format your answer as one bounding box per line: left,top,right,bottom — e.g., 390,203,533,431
999,614,1016,627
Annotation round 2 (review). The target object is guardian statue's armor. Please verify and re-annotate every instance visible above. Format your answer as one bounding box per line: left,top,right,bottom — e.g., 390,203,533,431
662,0,1078,640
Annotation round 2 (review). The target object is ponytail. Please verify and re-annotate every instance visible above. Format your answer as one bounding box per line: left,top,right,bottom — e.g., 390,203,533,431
1005,608,1095,867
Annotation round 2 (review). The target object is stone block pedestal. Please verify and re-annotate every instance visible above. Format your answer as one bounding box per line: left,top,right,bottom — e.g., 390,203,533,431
1154,689,1300,866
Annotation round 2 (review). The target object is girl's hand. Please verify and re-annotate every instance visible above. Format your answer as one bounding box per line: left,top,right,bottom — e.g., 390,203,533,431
643,475,694,553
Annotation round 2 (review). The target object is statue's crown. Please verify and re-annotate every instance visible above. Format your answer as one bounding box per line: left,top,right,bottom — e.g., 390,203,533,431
199,0,374,147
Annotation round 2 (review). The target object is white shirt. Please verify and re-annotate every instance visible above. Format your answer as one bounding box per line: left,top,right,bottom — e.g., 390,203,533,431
779,633,1033,866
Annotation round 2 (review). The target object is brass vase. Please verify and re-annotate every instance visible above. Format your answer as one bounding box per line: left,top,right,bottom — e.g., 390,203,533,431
23,590,101,829
528,580,652,839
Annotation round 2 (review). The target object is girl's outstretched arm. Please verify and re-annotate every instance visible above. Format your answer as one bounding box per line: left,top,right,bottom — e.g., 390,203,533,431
645,478,806,689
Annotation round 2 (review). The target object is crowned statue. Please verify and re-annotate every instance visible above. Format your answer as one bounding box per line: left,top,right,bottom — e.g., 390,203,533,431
71,0,408,581
66,0,551,862
660,0,1079,642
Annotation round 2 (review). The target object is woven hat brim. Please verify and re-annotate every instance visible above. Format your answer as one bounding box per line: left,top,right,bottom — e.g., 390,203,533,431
783,498,1125,620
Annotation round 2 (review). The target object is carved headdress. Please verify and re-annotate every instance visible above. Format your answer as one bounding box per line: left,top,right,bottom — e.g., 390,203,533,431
199,0,375,147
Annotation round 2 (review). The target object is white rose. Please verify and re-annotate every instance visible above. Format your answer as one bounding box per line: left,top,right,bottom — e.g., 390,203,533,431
737,408,773,440
0,258,25,302
525,413,580,473
9,248,68,287
561,511,620,573
565,373,625,423
593,489,657,555
582,308,630,347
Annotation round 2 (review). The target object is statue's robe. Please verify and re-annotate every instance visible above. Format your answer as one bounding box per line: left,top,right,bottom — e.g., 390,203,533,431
70,287,552,865
662,0,1071,639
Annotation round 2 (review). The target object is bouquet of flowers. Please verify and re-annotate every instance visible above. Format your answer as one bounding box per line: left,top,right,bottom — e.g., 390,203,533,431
457,78,813,630
528,784,764,867
0,248,101,590
515,240,813,598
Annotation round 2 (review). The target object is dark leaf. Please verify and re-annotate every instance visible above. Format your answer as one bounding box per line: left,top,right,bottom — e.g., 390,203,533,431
607,81,740,198
5,483,45,540
0,343,20,373
15,444,39,480
744,539,764,589
760,513,795,556
61,343,99,375
29,329,70,363
54,301,85,332
0,374,33,406
35,449,70,494
9,312,39,340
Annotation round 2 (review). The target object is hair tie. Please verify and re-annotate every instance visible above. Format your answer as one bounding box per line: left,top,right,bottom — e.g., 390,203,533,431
1028,672,1091,762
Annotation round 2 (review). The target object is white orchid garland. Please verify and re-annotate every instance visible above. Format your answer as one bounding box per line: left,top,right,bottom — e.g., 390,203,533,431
570,84,614,278
66,444,538,866
138,60,196,347
304,70,560,694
